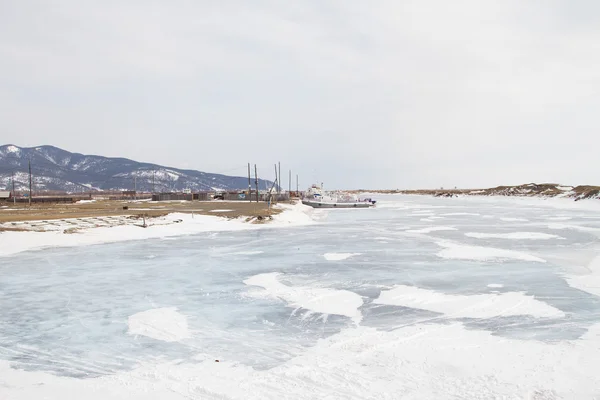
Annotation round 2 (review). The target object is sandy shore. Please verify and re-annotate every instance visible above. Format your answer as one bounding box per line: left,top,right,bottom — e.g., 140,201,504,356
0,199,281,225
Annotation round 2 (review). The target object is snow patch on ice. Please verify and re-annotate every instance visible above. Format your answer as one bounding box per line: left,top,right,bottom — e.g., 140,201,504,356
500,217,529,222
465,232,564,240
244,272,363,322
406,226,457,234
436,241,546,263
323,253,361,261
440,212,480,216
234,250,264,255
127,307,191,342
566,254,600,297
375,285,564,318
210,209,234,212
487,284,504,288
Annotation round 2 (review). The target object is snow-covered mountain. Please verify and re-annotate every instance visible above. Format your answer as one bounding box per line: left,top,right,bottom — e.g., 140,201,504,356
0,145,272,193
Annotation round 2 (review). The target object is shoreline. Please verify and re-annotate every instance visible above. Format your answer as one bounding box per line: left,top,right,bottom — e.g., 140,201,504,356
354,183,600,201
0,199,282,224
0,202,318,257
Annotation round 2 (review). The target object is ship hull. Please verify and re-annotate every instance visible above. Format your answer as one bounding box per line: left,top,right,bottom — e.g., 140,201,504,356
301,199,374,208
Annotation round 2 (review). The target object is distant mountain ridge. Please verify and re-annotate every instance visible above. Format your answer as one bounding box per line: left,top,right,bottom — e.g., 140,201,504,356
0,144,272,193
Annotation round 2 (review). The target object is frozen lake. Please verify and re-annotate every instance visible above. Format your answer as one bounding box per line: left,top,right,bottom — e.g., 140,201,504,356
2,195,600,399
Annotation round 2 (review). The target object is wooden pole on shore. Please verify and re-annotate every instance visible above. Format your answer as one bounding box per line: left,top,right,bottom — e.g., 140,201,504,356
12,171,16,205
254,164,259,203
247,163,252,202
289,169,291,195
296,174,299,194
278,162,281,194
28,160,32,207
274,164,278,192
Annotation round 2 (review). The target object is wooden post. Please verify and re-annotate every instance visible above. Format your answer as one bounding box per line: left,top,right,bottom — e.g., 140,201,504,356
247,163,252,202
274,164,278,193
289,169,291,196
254,164,259,202
12,171,16,205
28,159,32,207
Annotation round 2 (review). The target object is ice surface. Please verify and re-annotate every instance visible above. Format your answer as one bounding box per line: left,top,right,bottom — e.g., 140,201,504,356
566,254,600,297
127,308,191,342
2,195,600,398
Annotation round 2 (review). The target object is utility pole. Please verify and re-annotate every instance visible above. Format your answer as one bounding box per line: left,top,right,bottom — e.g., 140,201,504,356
134,176,137,200
254,164,259,202
296,174,299,194
278,161,281,194
274,164,278,193
247,163,252,202
28,160,32,207
152,170,155,194
289,169,291,195
12,171,15,205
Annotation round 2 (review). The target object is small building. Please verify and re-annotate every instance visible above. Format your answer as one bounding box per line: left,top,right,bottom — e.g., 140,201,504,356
152,193,193,201
0,191,11,200
121,190,137,199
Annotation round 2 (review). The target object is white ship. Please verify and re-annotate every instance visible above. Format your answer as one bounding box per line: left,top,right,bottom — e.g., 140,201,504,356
301,184,376,208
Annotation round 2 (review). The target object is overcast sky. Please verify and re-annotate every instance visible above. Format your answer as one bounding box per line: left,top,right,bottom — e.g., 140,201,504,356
1,1,599,189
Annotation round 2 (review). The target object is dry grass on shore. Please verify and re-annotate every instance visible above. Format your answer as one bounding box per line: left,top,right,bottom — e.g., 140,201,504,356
0,199,281,224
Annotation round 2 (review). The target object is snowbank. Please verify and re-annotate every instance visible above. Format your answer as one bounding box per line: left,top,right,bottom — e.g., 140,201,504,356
0,202,317,257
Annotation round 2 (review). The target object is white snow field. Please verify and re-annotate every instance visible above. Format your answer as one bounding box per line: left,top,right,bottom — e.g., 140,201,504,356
2,195,600,399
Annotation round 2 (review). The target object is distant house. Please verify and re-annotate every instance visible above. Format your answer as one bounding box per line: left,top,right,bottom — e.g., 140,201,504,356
0,191,11,200
152,193,193,201
121,190,136,198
